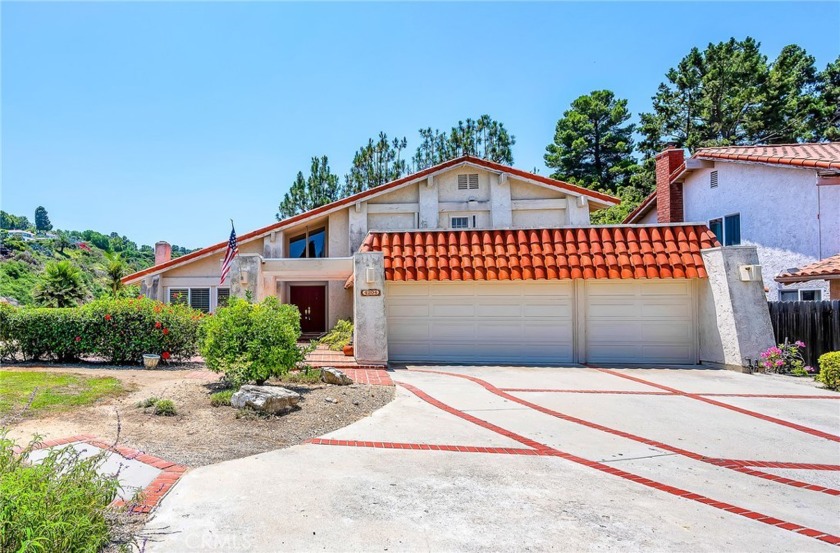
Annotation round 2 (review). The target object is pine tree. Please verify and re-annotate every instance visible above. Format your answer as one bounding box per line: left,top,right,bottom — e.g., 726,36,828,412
544,90,637,194
276,156,341,220
342,133,408,195
34,206,52,232
413,115,515,170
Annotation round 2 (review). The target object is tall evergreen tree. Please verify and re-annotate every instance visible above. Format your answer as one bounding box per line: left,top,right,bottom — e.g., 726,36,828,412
34,206,52,232
813,56,840,140
413,115,515,170
342,133,408,195
276,156,341,220
758,45,820,143
544,90,637,194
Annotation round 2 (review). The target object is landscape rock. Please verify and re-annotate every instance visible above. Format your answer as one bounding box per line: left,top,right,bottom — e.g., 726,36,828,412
321,367,353,386
231,385,301,414
325,396,339,404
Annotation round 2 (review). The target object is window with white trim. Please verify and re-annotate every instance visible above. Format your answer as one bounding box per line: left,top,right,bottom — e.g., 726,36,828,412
780,289,822,302
457,174,479,190
451,216,471,229
168,288,211,312
709,213,740,246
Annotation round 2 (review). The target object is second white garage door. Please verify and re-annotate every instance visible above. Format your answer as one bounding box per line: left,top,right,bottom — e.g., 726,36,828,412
584,280,697,364
386,281,574,364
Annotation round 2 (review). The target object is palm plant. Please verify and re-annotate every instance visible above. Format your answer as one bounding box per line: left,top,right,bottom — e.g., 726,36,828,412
103,252,127,298
33,260,86,307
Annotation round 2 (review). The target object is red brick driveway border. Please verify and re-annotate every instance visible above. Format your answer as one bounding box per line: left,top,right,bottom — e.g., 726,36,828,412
22,434,187,514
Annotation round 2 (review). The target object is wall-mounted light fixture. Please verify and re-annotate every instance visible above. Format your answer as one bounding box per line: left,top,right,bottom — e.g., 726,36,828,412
366,267,376,284
240,267,249,285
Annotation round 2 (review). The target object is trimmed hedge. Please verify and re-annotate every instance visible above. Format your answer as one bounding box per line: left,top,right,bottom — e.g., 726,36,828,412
817,351,840,391
0,298,203,364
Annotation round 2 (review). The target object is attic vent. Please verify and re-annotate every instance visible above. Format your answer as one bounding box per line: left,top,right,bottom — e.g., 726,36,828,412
458,174,479,190
710,170,718,188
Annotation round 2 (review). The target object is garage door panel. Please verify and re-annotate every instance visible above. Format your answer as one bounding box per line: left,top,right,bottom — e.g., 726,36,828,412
640,322,692,342
387,282,574,363
386,303,429,318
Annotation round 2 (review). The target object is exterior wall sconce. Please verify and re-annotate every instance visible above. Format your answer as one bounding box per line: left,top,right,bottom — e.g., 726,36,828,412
366,267,376,284
240,267,249,285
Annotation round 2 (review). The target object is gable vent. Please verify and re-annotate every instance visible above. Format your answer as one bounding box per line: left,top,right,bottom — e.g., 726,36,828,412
710,170,718,188
458,174,479,190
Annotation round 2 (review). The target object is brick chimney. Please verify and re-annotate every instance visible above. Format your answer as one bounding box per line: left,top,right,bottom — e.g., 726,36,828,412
154,241,172,265
655,145,685,223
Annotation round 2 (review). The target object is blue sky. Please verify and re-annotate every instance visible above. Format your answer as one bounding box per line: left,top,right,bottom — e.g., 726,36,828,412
3,2,838,248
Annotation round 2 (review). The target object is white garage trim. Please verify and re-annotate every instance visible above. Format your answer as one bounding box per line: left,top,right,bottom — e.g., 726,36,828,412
386,281,575,364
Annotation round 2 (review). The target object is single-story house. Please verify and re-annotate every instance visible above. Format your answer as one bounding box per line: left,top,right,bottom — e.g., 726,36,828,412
123,154,773,370
623,143,840,301
776,253,840,299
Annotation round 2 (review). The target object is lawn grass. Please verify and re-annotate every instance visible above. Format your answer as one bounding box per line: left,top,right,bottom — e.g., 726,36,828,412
278,367,322,384
0,371,125,418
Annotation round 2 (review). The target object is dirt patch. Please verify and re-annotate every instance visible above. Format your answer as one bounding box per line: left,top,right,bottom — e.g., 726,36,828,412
3,365,394,467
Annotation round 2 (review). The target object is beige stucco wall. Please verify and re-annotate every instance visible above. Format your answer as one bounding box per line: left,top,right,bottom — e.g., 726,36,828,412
512,209,565,228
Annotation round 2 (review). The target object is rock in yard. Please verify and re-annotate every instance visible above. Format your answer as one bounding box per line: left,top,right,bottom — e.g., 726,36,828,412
321,367,353,386
325,396,339,404
231,385,301,415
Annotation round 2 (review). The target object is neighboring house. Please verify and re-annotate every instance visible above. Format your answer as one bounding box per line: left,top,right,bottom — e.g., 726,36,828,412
124,154,771,369
624,143,840,302
5,230,35,241
776,253,840,299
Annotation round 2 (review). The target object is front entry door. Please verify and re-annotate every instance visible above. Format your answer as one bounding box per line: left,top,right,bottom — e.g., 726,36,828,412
289,285,326,334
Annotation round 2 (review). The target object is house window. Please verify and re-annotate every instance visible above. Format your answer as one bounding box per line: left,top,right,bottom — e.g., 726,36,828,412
709,213,740,246
780,289,822,302
451,216,471,229
458,174,479,190
710,170,718,188
217,288,230,308
168,288,211,312
288,227,326,258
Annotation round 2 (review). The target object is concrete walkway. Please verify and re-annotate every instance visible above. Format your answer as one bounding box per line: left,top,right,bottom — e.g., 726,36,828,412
144,365,840,552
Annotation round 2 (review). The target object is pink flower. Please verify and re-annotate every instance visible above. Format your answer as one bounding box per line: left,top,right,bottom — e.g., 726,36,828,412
775,359,784,367
795,341,805,348
74,336,81,342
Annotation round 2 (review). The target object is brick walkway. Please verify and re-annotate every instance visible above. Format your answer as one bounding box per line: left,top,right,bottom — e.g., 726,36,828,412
303,344,393,386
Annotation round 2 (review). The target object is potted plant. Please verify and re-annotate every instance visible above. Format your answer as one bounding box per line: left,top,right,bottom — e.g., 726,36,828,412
143,354,161,370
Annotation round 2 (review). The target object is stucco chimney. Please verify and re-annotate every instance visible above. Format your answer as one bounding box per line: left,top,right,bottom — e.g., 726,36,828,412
154,241,172,265
655,145,685,223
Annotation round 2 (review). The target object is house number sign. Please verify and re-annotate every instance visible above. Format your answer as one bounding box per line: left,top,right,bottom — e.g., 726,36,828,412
361,289,381,297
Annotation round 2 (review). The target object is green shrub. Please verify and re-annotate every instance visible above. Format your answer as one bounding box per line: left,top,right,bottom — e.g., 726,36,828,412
200,297,304,386
817,351,840,390
0,298,203,364
153,399,176,416
136,396,160,409
0,431,120,552
319,318,353,351
210,389,234,407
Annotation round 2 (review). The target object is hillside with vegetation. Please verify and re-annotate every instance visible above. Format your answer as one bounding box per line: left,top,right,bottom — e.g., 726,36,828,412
0,207,193,306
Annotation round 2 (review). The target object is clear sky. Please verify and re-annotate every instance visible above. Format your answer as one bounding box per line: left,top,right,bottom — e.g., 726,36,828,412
3,1,838,249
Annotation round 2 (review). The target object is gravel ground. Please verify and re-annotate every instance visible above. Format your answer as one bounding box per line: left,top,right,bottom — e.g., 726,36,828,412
4,365,394,467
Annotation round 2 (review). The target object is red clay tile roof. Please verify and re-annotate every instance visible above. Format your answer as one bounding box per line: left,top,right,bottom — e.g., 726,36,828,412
775,254,840,283
695,143,840,170
123,155,620,284
359,225,719,282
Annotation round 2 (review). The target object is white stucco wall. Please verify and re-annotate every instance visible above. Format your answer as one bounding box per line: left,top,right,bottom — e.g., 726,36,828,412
683,162,838,300
638,209,658,224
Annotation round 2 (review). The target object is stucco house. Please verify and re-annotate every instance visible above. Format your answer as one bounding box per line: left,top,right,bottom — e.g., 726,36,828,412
624,143,840,301
123,155,772,370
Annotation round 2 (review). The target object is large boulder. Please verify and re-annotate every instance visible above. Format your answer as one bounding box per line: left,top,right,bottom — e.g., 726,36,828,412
321,367,353,386
231,385,301,414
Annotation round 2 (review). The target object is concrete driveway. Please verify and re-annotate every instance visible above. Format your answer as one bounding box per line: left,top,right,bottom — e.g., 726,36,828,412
145,365,840,552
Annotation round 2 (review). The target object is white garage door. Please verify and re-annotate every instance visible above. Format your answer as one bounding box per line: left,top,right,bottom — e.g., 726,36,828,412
585,280,696,364
386,281,574,364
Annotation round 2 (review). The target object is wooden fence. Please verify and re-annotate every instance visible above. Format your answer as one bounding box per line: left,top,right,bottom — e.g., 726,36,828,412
767,300,840,368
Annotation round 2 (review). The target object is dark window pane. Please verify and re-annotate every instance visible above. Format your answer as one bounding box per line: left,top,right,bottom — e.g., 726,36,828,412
217,288,230,308
724,214,740,246
800,290,821,301
289,233,307,258
169,288,188,306
190,288,210,312
307,228,326,258
709,219,723,243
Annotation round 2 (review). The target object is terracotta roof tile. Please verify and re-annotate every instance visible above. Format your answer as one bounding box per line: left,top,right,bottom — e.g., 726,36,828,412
360,225,719,282
775,254,840,283
695,143,840,171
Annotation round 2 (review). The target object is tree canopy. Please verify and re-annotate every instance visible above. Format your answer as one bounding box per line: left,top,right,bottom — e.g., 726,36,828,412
544,90,637,195
342,133,408,196
34,206,52,232
276,156,341,220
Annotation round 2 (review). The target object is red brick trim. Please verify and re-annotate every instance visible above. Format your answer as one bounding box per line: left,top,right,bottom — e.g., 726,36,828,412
500,388,839,400
396,379,840,546
594,368,840,442
415,369,840,496
308,438,539,455
25,435,187,514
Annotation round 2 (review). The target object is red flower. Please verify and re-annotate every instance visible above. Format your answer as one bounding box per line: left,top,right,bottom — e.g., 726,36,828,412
104,314,112,321
137,295,143,300
155,321,162,329
161,351,171,360
162,328,169,335
75,336,81,342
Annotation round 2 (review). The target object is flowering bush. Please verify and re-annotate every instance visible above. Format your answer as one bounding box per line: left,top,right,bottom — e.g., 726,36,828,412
200,297,304,386
758,341,811,374
0,298,203,364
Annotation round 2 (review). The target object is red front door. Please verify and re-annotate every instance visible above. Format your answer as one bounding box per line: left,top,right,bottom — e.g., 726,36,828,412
289,285,326,334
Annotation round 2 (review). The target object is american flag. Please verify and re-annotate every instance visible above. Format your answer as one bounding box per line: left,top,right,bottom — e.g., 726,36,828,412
220,223,238,285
